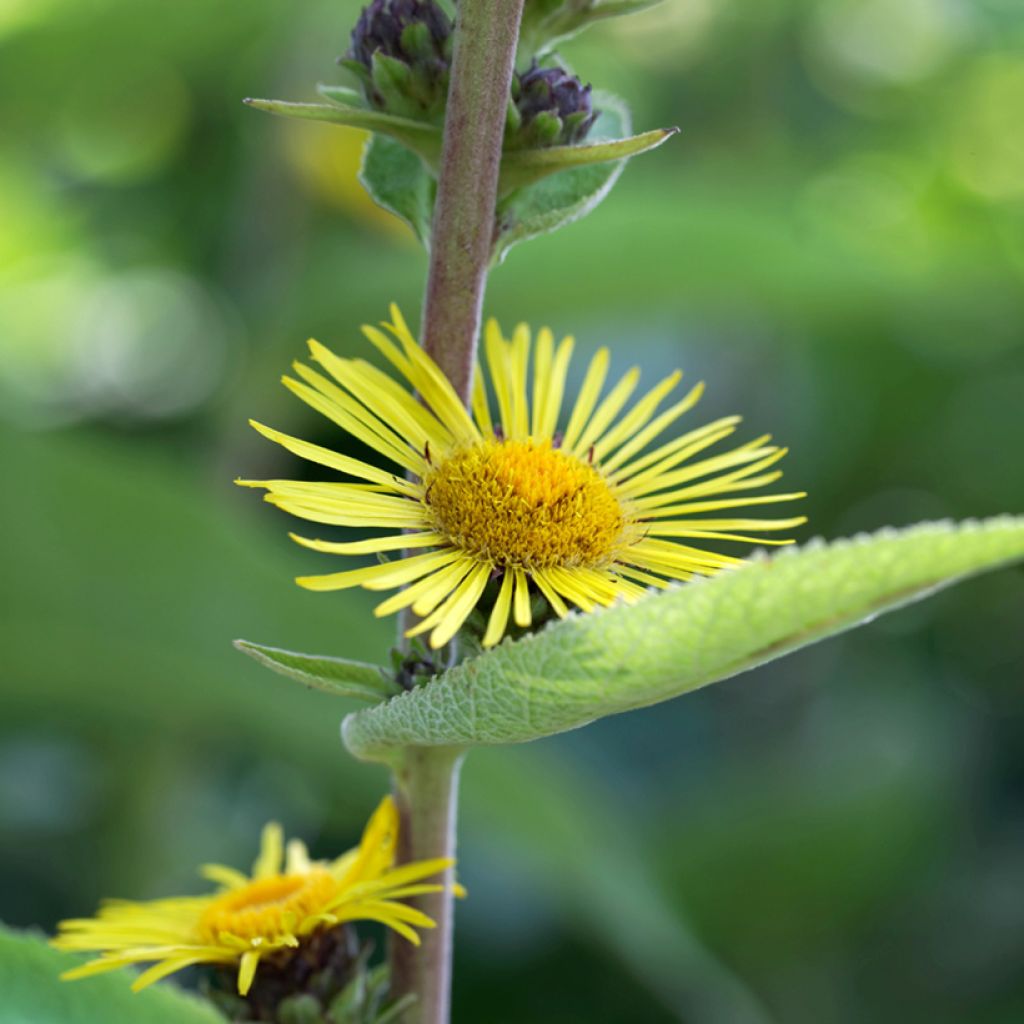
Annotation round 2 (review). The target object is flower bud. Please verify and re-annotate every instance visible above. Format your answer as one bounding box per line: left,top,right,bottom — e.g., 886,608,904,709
508,63,599,149
345,0,453,122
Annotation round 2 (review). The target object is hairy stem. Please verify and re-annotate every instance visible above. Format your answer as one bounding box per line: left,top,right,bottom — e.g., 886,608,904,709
390,747,466,1024
420,0,525,404
391,3,523,1022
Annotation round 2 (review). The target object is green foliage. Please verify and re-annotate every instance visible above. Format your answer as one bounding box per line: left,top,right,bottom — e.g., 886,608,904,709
243,97,442,170
351,88,671,254
499,125,677,194
519,0,666,58
342,518,1024,759
492,91,648,262
233,640,400,702
359,134,437,245
0,925,222,1024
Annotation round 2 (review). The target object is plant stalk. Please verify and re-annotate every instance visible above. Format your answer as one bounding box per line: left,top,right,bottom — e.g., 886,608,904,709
389,747,466,1024
419,0,525,405
391,3,523,1023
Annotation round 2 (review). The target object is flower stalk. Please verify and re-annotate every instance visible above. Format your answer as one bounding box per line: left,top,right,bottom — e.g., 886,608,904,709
389,747,466,1024
419,0,525,405
391,1,524,1021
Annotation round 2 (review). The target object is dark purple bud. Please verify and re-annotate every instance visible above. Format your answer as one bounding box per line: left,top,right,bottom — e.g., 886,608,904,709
346,0,453,119
511,62,600,148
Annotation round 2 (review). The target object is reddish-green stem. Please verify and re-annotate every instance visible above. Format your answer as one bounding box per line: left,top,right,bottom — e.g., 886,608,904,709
391,2,524,1023
419,0,525,405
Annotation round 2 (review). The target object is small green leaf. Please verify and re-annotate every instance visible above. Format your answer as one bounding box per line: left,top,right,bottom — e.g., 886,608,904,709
492,91,649,264
359,134,437,245
520,0,666,58
234,639,398,701
316,83,367,106
0,925,223,1024
243,97,441,169
342,517,1024,760
499,125,678,194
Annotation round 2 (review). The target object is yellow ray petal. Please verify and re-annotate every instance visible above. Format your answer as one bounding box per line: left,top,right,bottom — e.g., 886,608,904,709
237,950,262,996
569,366,640,459
253,822,284,879
513,567,532,627
601,381,705,474
288,531,442,556
531,570,569,618
373,556,472,619
482,570,515,648
472,364,494,438
562,347,609,451
530,326,554,439
297,549,460,593
591,370,681,463
248,421,417,495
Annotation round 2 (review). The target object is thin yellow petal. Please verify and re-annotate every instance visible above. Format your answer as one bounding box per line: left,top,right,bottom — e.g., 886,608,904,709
288,531,441,556
591,370,681,462
562,347,609,451
297,549,460,593
601,381,705,474
531,570,569,618
237,950,262,996
248,421,417,494
569,366,640,459
512,568,532,627
253,823,283,879
530,326,554,438
482,570,515,648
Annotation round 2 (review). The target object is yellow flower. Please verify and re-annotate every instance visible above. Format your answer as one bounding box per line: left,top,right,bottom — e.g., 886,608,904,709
53,797,449,996
240,306,806,649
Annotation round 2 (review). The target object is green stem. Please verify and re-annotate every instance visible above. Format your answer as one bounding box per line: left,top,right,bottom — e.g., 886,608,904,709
389,747,466,1024
391,3,523,1021
419,0,525,404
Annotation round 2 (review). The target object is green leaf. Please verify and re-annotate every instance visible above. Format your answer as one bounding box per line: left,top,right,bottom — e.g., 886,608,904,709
342,517,1024,760
359,134,436,245
243,97,441,169
234,639,398,701
0,925,223,1024
520,0,666,58
493,91,650,264
499,125,678,195
316,83,367,106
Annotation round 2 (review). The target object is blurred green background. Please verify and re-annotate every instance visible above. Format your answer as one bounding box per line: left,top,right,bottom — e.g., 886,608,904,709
1,1,1023,1021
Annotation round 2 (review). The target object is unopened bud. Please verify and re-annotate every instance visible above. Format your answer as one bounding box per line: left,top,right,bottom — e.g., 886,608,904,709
346,0,453,122
508,63,599,149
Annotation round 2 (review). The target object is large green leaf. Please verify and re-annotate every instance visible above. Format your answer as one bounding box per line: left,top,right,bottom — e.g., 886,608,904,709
343,518,1024,760
0,925,222,1024
492,91,644,264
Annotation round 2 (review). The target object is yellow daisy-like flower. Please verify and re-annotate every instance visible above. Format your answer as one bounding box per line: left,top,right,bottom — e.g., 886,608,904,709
240,306,806,649
53,797,449,996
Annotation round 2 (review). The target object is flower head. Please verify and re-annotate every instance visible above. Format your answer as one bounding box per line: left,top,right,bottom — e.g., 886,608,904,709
54,797,449,996
239,308,806,651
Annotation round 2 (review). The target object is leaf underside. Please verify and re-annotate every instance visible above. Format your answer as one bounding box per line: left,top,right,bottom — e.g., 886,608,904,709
359,134,437,245
343,517,1024,760
493,90,638,263
0,925,222,1024
234,640,399,701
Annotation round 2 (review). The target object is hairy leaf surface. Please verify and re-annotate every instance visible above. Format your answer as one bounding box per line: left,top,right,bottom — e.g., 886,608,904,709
234,640,399,701
493,91,640,263
0,926,222,1024
343,518,1024,760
